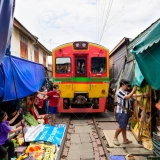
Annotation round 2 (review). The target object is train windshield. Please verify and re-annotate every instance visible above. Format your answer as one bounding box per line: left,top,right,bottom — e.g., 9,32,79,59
91,57,106,73
76,58,86,74
56,57,71,73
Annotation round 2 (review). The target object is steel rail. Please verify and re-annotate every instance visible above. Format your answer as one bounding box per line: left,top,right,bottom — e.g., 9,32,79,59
56,117,71,160
93,116,111,160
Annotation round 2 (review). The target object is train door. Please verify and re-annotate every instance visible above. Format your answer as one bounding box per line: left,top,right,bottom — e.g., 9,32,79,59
74,55,87,77
89,56,108,98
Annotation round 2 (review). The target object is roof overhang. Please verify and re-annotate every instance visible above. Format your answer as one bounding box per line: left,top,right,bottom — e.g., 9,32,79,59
13,18,51,56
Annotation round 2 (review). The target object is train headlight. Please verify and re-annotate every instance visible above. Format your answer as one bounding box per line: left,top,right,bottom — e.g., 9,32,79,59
73,41,88,50
82,43,86,47
102,89,106,94
75,43,80,47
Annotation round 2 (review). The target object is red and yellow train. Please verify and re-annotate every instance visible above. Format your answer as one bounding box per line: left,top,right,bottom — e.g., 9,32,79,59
52,41,109,113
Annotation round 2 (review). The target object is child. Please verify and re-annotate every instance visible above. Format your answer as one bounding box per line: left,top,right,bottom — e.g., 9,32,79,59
38,84,60,126
0,110,22,160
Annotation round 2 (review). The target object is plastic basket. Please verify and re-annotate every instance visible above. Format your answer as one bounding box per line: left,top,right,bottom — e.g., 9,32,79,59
153,139,160,152
153,132,160,142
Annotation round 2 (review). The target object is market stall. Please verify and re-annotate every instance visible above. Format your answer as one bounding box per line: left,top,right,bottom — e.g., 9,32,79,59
130,21,160,155
9,112,66,160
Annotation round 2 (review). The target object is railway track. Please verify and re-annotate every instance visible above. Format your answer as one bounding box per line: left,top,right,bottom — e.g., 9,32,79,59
54,111,154,160
56,114,110,160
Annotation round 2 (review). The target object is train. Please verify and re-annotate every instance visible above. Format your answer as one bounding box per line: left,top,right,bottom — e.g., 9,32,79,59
52,41,109,113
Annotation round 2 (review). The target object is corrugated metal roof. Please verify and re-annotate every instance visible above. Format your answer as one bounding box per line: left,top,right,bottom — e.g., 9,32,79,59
110,37,130,57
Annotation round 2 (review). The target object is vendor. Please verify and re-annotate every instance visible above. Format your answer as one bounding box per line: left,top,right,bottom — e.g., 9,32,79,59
0,110,22,160
7,106,24,127
34,92,46,115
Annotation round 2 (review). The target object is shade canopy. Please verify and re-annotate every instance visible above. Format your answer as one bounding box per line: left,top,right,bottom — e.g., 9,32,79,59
132,21,160,90
0,55,45,101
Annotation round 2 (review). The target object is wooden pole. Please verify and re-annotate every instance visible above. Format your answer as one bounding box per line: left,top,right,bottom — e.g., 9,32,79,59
139,88,150,143
132,55,140,140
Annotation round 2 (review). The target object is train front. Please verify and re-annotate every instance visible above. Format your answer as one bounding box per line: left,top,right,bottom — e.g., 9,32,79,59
52,41,109,113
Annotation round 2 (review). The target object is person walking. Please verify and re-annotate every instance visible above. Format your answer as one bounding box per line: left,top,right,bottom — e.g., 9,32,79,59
113,79,136,146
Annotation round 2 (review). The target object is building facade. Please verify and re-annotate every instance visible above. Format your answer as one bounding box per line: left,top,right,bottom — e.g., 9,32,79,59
10,18,51,68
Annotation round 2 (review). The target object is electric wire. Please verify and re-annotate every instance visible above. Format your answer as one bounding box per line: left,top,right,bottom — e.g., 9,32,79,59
97,0,100,43
100,0,107,40
99,0,113,43
96,0,98,43
99,0,113,44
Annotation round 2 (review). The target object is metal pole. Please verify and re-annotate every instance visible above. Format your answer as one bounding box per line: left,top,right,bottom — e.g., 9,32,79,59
8,52,26,145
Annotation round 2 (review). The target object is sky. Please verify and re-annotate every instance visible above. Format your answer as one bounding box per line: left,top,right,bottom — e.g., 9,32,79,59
14,0,160,64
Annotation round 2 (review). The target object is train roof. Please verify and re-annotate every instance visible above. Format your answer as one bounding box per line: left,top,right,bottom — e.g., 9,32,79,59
52,41,109,52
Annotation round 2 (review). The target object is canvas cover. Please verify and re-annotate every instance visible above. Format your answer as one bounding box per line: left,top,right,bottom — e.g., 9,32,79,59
0,55,45,101
132,21,160,90
0,0,15,64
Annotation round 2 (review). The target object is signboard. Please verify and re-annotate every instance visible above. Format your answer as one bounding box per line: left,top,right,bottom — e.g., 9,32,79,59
25,124,66,146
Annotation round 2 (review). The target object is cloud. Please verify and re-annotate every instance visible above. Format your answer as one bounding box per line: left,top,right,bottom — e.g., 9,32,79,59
14,0,160,53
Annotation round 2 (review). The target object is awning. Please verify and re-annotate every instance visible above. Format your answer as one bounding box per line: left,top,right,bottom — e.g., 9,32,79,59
0,0,15,64
132,21,160,54
134,62,144,87
132,21,160,90
0,55,45,101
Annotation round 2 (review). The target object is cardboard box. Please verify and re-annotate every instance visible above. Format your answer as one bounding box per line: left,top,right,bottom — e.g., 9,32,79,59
15,146,27,157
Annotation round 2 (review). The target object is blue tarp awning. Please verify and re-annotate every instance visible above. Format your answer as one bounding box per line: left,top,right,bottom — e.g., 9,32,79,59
0,0,15,64
0,0,45,101
0,55,45,101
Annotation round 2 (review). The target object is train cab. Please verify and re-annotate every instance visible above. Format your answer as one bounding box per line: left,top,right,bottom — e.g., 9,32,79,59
52,41,109,113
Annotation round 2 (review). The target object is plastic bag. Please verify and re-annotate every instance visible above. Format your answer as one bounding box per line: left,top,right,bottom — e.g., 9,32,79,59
24,112,39,126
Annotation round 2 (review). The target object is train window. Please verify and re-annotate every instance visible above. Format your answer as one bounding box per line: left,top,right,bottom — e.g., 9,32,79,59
76,58,86,74
91,57,106,73
56,58,71,73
